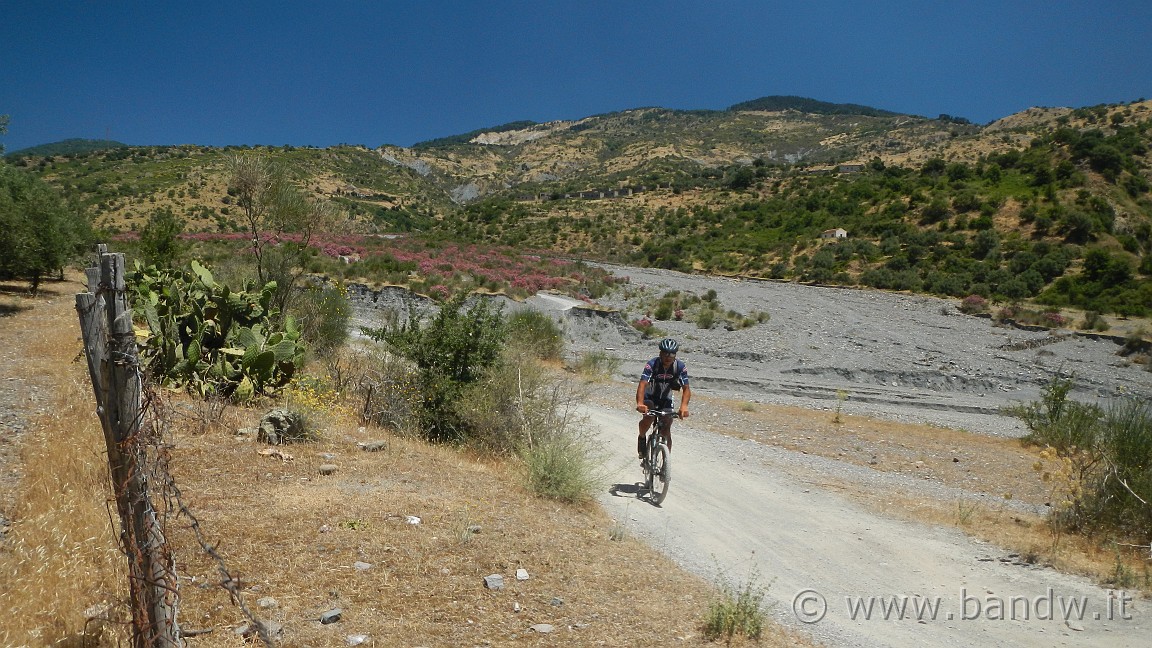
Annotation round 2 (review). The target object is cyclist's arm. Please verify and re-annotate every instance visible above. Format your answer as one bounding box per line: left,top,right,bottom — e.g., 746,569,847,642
678,384,691,418
636,380,649,413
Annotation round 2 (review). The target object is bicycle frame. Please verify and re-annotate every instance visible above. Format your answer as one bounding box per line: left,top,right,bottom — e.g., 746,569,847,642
642,409,677,504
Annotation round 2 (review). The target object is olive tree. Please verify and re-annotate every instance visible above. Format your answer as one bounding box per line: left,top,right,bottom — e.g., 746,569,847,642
0,163,91,292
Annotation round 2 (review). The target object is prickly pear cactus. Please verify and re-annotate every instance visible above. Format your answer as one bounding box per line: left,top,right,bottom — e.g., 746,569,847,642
129,260,305,400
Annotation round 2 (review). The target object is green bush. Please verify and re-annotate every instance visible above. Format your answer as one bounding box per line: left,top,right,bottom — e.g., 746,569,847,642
1013,378,1152,544
292,280,351,359
702,568,768,644
696,307,716,330
1012,377,1102,452
506,309,564,361
366,294,506,444
573,350,621,379
138,206,185,268
1093,397,1152,538
520,411,602,503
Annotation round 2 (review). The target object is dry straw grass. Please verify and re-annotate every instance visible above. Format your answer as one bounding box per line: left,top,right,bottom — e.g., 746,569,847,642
0,278,129,646
0,277,808,647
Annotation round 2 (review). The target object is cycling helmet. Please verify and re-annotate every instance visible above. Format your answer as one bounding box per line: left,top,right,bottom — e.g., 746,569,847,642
658,338,679,353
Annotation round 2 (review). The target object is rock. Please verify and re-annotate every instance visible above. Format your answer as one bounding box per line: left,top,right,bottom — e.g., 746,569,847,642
358,440,389,452
257,409,309,445
405,515,421,525
256,596,278,609
353,561,373,571
530,624,555,633
346,635,369,645
550,596,564,606
516,568,529,581
320,608,343,624
319,464,338,475
484,574,504,590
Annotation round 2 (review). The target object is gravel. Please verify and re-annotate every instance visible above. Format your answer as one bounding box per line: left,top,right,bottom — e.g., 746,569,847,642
559,264,1151,439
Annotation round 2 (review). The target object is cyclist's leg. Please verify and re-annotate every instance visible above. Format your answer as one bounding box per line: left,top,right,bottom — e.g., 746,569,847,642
637,399,656,459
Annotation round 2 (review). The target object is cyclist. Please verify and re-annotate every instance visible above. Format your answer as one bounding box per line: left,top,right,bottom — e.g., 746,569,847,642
635,338,691,462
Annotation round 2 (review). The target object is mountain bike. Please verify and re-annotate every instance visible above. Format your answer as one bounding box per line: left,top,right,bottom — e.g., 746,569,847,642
642,409,677,504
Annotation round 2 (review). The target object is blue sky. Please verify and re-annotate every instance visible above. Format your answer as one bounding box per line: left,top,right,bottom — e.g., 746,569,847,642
2,1,1150,152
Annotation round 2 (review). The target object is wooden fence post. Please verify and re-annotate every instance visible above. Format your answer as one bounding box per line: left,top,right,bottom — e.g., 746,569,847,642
76,249,179,647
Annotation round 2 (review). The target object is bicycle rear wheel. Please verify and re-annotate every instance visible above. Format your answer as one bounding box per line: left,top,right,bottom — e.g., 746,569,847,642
648,443,671,504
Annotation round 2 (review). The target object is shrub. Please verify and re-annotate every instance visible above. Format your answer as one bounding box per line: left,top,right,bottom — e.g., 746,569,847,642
959,294,989,315
696,308,716,330
653,300,674,321
506,309,564,361
702,568,768,643
1012,376,1102,452
520,404,602,503
573,350,622,380
1080,310,1109,332
292,280,351,359
351,348,422,435
456,351,558,453
366,293,505,444
1013,378,1152,544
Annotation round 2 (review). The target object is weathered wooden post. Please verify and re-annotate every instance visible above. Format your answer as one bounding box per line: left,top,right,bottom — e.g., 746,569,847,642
76,248,179,647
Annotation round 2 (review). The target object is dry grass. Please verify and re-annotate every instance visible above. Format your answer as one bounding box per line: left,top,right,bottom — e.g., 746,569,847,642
0,277,129,647
0,277,810,647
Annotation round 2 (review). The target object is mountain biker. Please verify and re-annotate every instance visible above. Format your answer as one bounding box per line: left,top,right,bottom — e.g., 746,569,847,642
636,338,690,462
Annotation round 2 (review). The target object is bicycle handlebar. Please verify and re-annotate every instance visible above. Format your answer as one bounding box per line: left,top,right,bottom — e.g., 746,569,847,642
643,409,680,418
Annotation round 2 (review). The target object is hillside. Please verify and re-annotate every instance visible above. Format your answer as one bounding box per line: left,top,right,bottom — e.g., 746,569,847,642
7,95,1152,317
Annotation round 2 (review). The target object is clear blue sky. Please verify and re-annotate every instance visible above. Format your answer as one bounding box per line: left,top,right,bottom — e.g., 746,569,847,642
2,1,1150,152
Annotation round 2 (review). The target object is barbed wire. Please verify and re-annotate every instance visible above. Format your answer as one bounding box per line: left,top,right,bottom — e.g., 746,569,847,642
136,382,276,646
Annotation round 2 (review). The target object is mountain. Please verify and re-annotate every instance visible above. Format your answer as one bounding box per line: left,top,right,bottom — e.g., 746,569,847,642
7,96,1151,316
727,95,904,117
5,138,129,158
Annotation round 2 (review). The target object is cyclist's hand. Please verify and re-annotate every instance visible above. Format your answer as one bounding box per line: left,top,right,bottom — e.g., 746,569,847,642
636,404,648,414
678,408,689,419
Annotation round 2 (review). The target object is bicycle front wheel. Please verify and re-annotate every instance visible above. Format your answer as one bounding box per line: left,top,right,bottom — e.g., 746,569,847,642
648,443,671,504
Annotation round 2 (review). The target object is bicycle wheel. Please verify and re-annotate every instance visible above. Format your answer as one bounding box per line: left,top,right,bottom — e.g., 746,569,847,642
648,443,671,504
643,434,656,492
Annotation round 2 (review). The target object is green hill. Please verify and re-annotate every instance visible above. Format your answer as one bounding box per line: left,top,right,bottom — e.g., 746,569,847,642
727,95,903,117
8,96,1152,317
6,138,129,158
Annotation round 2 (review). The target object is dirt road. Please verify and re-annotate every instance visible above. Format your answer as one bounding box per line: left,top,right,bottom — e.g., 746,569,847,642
587,405,1147,648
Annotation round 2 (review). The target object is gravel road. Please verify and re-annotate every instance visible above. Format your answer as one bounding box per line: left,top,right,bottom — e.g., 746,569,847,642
588,405,1147,648
526,265,1150,647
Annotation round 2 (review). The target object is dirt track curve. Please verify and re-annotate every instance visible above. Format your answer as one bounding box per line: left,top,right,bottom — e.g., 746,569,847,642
589,405,1147,648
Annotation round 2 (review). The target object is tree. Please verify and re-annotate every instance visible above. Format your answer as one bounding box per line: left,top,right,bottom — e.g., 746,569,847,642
138,206,185,268
225,153,338,317
0,163,91,292
0,114,8,154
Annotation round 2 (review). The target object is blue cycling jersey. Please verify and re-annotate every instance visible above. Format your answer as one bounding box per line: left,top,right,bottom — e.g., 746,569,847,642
640,357,689,407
